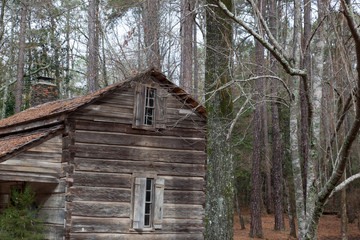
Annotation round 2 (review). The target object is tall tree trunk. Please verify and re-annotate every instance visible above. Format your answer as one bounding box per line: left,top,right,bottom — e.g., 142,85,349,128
250,0,265,237
0,0,6,46
65,1,71,98
193,5,198,100
291,0,307,237
180,0,193,93
143,0,160,69
101,27,108,87
268,0,285,230
263,100,273,215
235,185,246,230
15,0,28,113
285,179,297,238
301,0,311,209
341,173,348,240
87,0,99,93
204,0,234,239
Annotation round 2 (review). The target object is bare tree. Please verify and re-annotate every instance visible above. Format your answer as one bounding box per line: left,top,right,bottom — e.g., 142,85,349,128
215,0,360,238
143,0,160,69
180,0,194,93
88,0,99,92
15,0,28,113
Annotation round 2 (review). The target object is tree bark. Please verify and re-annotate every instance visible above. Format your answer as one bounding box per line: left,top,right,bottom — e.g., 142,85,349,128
250,0,265,236
87,0,99,93
268,0,285,230
204,0,234,239
341,173,348,240
180,0,193,93
15,0,28,113
143,0,160,69
235,186,245,230
193,5,198,100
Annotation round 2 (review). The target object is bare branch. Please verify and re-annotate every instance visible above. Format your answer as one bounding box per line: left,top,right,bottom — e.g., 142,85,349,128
214,0,306,77
329,173,360,198
226,95,252,140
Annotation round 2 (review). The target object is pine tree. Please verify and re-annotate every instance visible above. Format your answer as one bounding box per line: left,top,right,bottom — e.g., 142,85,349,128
0,184,44,240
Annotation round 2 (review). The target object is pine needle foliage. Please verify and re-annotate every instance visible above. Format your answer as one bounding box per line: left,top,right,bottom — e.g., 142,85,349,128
0,184,44,240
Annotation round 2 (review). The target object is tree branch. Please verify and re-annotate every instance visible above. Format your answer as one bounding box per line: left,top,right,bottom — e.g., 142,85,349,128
214,0,306,77
329,173,360,198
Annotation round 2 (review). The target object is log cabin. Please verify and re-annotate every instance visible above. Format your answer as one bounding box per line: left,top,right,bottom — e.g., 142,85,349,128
0,68,206,240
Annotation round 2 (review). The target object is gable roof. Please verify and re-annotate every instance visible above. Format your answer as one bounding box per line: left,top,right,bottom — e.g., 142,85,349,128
0,68,205,132
0,68,205,161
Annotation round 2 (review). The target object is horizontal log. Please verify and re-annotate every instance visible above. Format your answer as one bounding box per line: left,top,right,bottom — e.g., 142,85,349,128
67,186,131,202
7,153,62,163
70,217,203,234
73,144,206,164
163,204,204,219
70,233,203,240
74,158,206,177
77,108,133,120
0,171,59,183
0,164,60,174
75,131,205,151
162,218,204,233
72,172,131,188
70,217,131,233
2,160,61,170
74,120,206,138
69,113,132,125
69,201,131,218
83,104,134,115
164,190,205,205
162,176,205,191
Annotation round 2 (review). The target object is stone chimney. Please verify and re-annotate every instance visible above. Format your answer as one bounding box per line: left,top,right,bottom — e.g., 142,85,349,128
31,77,58,107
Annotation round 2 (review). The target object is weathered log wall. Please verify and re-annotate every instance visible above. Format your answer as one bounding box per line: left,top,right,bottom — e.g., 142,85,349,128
0,135,65,239
0,135,62,183
66,80,206,239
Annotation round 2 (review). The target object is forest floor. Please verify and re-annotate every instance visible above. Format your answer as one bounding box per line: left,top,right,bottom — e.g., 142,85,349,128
234,209,360,239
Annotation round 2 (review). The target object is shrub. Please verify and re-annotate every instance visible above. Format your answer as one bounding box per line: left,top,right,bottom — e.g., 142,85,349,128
0,184,44,240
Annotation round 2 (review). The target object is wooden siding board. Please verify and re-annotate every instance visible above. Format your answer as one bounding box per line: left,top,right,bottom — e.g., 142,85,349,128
68,186,131,202
72,172,132,188
74,120,206,138
70,233,203,240
74,158,206,177
74,130,205,151
73,143,206,164
163,204,204,219
0,135,62,182
69,201,131,218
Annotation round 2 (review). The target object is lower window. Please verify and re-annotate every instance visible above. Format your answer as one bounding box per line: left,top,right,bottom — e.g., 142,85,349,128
132,177,165,230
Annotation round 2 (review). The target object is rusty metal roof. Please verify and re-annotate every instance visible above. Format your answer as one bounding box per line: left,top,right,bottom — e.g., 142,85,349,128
0,125,63,160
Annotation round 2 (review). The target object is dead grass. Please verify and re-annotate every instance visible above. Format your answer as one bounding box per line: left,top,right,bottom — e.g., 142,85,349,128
234,210,360,239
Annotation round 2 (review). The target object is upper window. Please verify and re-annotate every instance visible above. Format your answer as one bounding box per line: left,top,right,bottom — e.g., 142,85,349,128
132,177,165,231
144,87,156,126
133,83,167,129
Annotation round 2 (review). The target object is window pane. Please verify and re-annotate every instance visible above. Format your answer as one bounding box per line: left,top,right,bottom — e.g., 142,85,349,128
143,87,156,126
146,191,151,202
145,215,150,226
146,179,152,190
145,203,151,214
